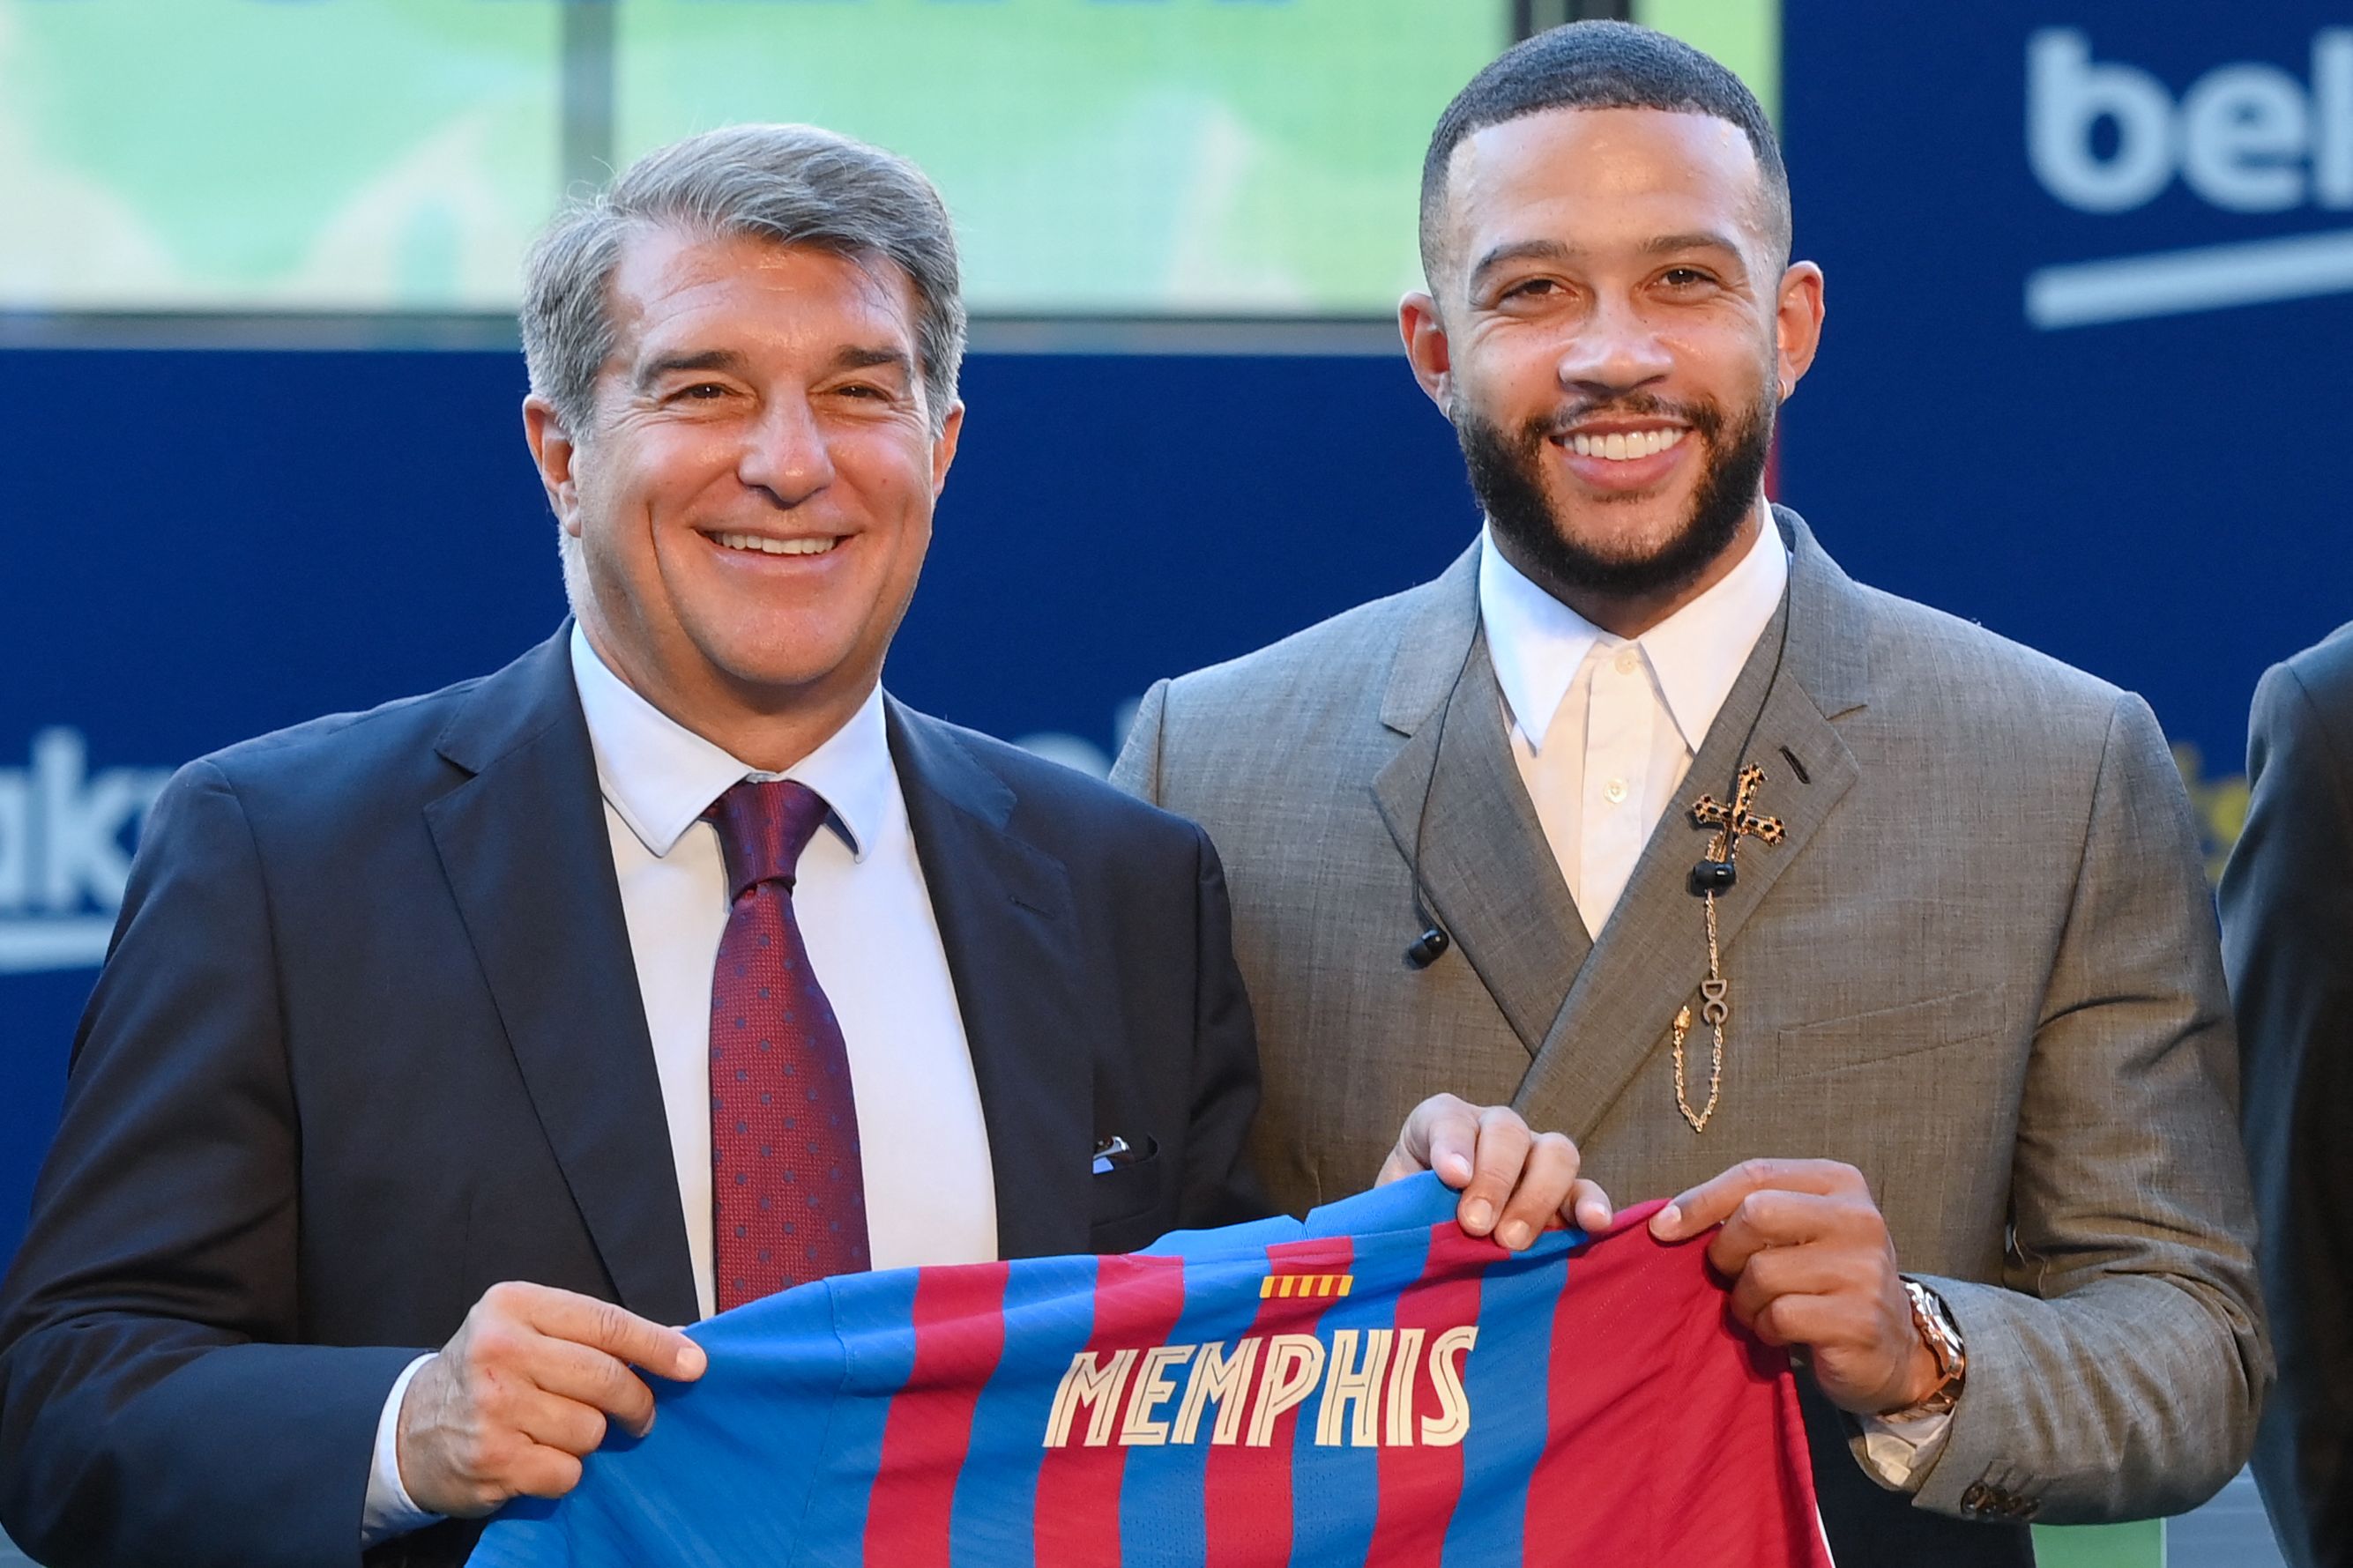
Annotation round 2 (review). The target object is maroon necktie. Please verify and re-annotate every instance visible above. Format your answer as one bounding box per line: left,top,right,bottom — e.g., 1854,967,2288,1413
704,778,869,1311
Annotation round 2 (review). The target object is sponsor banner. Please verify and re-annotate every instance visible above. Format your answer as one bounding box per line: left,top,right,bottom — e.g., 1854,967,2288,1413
1780,0,2353,800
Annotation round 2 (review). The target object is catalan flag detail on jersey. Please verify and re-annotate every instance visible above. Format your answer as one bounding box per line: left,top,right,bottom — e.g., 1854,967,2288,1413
469,1175,1831,1568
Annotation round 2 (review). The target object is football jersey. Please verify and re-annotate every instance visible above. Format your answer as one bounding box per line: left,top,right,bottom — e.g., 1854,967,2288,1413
469,1174,1831,1567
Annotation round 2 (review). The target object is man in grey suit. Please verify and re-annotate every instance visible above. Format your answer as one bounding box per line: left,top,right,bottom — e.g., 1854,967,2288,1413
1113,22,2266,1567
2223,627,2353,1568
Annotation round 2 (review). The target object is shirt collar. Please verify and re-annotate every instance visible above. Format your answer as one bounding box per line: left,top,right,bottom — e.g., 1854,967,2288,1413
1477,527,1605,749
568,623,886,862
1477,506,1789,755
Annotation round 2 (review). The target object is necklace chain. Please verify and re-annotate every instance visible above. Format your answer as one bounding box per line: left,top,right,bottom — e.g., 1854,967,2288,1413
1671,890,1730,1132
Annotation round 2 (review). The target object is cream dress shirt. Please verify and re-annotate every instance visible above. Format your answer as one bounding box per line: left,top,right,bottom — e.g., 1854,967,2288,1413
1477,507,1788,934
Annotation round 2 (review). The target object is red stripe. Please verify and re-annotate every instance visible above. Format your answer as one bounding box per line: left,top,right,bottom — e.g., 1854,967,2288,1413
1518,1199,1833,1566
864,1262,1013,1568
1201,1236,1357,1568
1524,1210,1672,1563
1364,1225,1493,1568
1033,1253,1189,1568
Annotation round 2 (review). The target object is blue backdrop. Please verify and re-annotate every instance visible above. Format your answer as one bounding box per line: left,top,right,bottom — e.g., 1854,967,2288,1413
6,0,2350,1266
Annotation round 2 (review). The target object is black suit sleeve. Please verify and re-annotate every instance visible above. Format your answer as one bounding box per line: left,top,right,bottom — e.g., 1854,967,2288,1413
2223,657,2353,1568
1178,825,1270,1230
0,761,421,1568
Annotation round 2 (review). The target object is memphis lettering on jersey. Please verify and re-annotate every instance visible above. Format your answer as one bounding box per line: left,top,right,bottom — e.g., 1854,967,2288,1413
1043,1312,1478,1451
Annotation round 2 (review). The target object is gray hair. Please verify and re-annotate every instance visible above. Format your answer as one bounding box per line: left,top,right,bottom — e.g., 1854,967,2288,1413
521,123,968,437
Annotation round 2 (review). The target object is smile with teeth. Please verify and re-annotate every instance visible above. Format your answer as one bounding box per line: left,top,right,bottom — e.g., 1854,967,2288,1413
713,531,838,556
1563,427,1689,461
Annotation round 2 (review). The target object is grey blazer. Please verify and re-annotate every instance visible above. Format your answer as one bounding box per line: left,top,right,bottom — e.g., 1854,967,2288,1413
1114,509,2267,1560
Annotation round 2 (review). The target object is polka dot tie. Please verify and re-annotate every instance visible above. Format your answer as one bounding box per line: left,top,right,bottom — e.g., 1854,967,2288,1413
704,778,870,1311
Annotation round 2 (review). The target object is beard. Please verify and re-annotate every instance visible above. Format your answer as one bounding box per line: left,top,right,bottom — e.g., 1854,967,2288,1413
1456,377,1777,603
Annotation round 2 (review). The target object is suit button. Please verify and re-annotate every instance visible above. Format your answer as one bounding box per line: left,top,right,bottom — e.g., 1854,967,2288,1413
1961,1483,1993,1514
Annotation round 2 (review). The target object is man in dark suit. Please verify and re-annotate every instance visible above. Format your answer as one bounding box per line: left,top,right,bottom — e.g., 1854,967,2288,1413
0,125,1597,1568
2223,627,2353,1568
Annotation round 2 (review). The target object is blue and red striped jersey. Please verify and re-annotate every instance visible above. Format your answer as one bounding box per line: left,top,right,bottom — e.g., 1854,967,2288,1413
470,1174,1830,1567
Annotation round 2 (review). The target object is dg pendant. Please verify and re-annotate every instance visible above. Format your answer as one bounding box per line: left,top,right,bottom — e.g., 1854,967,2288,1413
1674,766,1783,1133
1671,947,1731,1133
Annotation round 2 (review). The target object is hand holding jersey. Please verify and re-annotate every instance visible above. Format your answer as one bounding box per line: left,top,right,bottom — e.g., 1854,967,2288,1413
1653,1157,1945,1417
396,1284,710,1520
1381,1092,1614,1246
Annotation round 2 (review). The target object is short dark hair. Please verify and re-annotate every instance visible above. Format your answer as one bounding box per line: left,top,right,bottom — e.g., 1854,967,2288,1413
1419,20,1792,284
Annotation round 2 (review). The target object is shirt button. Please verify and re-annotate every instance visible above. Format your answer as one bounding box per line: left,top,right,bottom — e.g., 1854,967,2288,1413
1604,778,1628,805
1613,650,1639,675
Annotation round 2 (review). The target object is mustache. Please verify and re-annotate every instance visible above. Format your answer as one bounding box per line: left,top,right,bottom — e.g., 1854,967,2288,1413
1523,394,1724,444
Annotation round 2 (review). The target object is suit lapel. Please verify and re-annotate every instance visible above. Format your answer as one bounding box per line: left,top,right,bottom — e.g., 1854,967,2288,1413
888,701,1093,1262
1371,546,1591,1056
422,631,699,1326
1515,511,1870,1142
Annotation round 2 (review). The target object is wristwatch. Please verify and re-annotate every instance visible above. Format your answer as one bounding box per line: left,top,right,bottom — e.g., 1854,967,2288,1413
1888,1278,1967,1419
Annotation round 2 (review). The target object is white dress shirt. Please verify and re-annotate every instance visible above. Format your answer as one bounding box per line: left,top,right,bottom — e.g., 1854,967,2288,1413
1478,509,1951,1487
1478,509,1787,934
364,628,997,1542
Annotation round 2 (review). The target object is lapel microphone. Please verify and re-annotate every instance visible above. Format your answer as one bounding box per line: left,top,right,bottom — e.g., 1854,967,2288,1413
1404,630,1484,969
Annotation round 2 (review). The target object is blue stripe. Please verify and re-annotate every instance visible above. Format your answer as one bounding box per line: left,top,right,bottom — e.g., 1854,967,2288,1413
1114,1252,1262,1568
797,1267,923,1564
1437,1237,1571,1568
949,1255,1102,1568
1285,1220,1440,1568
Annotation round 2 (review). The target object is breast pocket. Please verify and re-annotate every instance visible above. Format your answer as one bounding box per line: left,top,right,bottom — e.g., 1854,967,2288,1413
1089,1137,1170,1253
1762,984,2010,1082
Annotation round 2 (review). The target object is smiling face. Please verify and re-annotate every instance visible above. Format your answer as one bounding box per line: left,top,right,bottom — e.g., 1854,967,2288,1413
525,226,961,763
1402,106,1822,632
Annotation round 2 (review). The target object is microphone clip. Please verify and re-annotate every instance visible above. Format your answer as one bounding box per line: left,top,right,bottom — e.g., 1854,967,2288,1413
1687,858,1738,896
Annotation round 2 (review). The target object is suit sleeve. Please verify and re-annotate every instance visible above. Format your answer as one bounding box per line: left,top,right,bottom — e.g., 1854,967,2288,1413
2221,658,2353,1568
1906,693,2270,1523
1108,679,1172,807
0,760,422,1568
1178,824,1270,1230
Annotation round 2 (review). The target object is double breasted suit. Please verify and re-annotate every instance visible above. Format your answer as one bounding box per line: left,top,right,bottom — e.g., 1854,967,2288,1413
1115,510,2268,1567
0,630,1262,1568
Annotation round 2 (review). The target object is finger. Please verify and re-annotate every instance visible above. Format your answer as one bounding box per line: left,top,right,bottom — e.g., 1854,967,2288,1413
1745,1291,1855,1354
1651,1158,1865,1240
515,1335,662,1437
519,1286,707,1381
1375,1146,1421,1188
1705,1190,1849,1275
510,1387,612,1458
1455,1105,1533,1238
1390,1094,1480,1191
1568,1178,1613,1234
505,1444,588,1503
1493,1132,1578,1251
1725,1243,1860,1329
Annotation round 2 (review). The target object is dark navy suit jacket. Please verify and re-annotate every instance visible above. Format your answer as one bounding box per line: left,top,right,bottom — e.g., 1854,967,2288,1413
0,631,1265,1568
2223,623,2353,1568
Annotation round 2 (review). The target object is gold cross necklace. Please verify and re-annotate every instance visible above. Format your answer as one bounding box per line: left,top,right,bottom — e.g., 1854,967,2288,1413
1670,763,1783,1132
